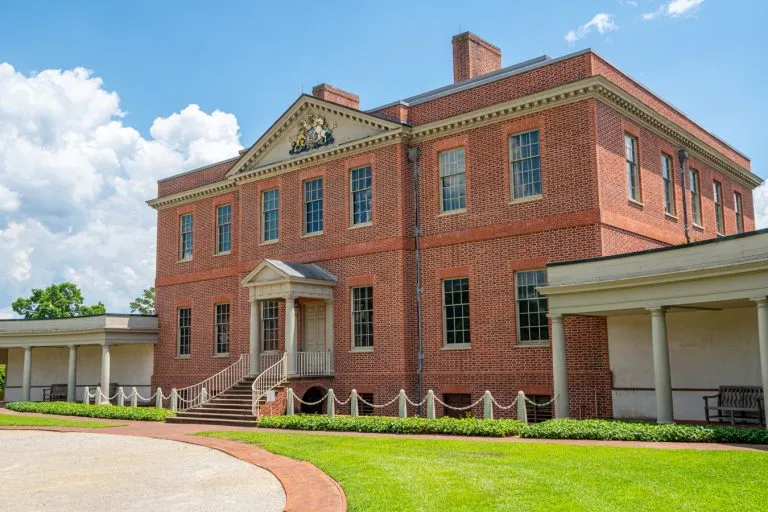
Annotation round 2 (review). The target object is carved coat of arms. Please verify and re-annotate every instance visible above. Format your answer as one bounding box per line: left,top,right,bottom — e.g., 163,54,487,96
289,113,337,155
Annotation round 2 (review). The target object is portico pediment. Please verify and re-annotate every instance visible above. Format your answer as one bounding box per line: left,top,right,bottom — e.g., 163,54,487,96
226,95,403,180
242,259,337,302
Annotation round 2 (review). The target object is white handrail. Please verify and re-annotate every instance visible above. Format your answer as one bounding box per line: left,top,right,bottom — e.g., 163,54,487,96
252,353,288,417
177,354,249,412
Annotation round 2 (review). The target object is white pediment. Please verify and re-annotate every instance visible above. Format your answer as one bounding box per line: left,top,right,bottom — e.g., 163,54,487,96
226,96,402,178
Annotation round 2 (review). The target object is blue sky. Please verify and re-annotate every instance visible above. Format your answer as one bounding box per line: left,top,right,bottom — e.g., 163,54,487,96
0,0,765,314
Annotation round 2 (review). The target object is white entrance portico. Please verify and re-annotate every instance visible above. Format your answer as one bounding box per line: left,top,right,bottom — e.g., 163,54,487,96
242,259,337,378
539,229,768,426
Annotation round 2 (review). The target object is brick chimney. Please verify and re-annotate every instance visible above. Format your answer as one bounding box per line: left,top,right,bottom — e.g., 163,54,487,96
452,32,502,83
311,83,360,110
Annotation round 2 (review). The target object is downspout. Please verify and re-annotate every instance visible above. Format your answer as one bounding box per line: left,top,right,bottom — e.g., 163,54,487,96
407,146,425,415
678,149,691,244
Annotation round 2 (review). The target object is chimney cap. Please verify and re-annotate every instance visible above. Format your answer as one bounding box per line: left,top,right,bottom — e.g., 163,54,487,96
451,31,502,54
311,83,360,110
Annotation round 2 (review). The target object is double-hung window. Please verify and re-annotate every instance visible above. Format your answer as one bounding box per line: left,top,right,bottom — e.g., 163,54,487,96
216,204,231,254
516,270,549,345
304,178,323,234
262,189,279,242
261,300,278,352
510,130,541,199
442,277,470,346
177,307,191,356
713,181,724,234
625,134,641,202
351,166,372,225
179,214,193,261
661,154,675,215
735,192,744,234
690,169,702,226
352,286,374,349
214,303,230,355
439,148,466,212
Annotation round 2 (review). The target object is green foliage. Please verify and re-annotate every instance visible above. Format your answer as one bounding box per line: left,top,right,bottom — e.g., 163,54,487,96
5,401,171,422
11,282,106,319
0,364,5,400
129,287,155,315
520,419,768,444
0,412,119,428
257,414,523,437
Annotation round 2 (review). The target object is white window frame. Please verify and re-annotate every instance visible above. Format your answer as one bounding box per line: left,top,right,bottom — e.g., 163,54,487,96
439,148,467,213
177,307,191,357
509,129,542,200
713,181,724,235
304,178,324,234
442,277,470,347
690,169,702,226
350,166,373,226
261,300,278,352
216,204,231,254
262,188,279,242
735,192,744,234
625,134,641,202
214,303,230,356
179,213,193,261
661,154,675,215
515,270,550,345
351,286,374,350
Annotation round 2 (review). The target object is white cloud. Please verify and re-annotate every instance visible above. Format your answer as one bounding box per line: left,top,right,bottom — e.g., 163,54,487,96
0,63,243,316
644,0,704,20
755,181,768,229
565,13,619,44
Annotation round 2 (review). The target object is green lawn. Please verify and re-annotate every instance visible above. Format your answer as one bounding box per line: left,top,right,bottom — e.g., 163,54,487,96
202,431,768,511
0,412,120,428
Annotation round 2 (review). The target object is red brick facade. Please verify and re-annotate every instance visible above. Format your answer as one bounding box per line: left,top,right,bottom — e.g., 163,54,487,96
149,33,759,419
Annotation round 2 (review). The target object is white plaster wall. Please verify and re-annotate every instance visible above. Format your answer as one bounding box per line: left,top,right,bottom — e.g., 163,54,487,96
608,307,761,421
5,344,153,402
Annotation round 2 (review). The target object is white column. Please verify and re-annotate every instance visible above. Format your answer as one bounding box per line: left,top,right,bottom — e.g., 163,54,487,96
753,298,768,427
22,346,32,402
649,307,674,423
249,300,261,375
550,314,569,418
67,345,78,402
285,297,298,375
325,299,334,374
99,344,111,405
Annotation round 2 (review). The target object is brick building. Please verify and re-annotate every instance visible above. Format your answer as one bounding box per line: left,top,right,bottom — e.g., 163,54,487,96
147,33,762,420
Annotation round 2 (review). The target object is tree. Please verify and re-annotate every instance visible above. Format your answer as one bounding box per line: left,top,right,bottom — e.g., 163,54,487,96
11,283,106,320
129,287,155,315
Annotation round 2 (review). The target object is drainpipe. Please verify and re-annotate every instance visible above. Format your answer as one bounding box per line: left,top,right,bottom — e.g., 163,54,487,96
678,149,691,244
407,147,425,415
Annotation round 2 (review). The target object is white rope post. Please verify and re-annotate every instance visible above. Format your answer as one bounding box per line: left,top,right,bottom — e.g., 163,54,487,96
327,389,336,417
117,387,125,407
200,387,208,405
170,388,178,412
83,386,90,405
398,389,407,418
130,387,138,407
351,389,359,417
517,391,528,424
94,386,102,405
426,390,436,419
483,390,493,419
155,387,163,408
286,388,294,415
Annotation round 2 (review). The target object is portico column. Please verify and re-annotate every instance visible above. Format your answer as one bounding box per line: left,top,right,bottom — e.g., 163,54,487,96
22,346,32,402
249,300,261,375
67,345,78,402
550,314,569,418
649,307,674,423
285,297,298,375
99,344,111,406
753,298,768,427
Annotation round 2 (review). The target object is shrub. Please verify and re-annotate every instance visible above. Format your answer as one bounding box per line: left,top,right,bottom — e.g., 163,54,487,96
257,414,523,437
520,419,768,444
5,401,171,422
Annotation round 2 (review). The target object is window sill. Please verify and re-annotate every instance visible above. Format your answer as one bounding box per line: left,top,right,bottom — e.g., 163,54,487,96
442,343,471,350
349,222,373,230
438,208,467,217
628,198,645,208
716,231,725,237
213,353,230,358
692,223,705,231
214,251,231,257
175,355,190,360
664,212,678,221
516,342,550,348
177,258,193,264
508,194,542,205
302,231,324,238
260,239,279,246
350,347,374,353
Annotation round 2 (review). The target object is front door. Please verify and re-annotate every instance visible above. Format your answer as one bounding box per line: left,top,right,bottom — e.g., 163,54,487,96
302,303,327,375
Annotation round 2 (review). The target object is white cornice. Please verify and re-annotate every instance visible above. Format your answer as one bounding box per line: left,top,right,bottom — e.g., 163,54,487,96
147,179,236,210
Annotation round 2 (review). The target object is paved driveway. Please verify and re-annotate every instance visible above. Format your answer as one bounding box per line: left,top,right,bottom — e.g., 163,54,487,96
0,430,285,512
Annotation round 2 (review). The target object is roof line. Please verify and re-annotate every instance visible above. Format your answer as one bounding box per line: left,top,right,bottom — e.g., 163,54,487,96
157,156,240,184
0,313,158,322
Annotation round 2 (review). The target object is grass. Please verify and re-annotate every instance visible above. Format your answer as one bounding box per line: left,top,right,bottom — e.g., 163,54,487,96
5,402,172,421
202,431,768,511
0,412,120,428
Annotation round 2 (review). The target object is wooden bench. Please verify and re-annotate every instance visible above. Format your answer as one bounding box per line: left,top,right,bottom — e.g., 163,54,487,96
704,386,764,426
42,383,67,402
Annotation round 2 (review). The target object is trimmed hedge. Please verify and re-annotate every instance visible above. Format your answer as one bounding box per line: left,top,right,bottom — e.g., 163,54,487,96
520,419,768,444
5,401,171,422
258,414,523,437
